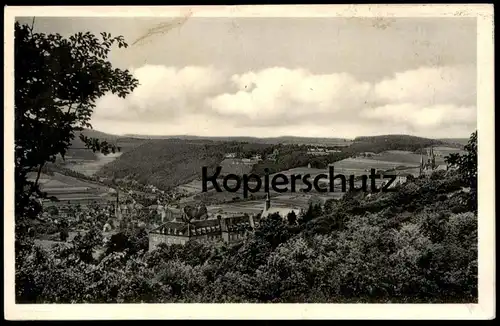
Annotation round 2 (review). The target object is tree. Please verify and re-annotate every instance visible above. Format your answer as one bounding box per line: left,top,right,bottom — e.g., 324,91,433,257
444,131,477,189
444,153,461,169
14,21,139,231
287,211,297,225
60,229,69,242
459,131,477,212
459,131,477,190
255,213,291,250
299,203,314,225
46,206,59,216
443,131,477,212
71,227,103,264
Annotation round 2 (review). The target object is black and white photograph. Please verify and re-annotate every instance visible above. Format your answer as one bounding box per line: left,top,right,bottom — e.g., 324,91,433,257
5,5,495,320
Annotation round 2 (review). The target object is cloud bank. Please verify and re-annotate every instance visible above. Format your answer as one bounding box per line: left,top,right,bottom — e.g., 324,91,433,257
92,64,476,138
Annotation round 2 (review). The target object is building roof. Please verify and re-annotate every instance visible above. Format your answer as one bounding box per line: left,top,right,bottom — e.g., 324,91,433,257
150,218,222,236
190,219,223,235
261,207,301,219
220,215,260,231
150,214,258,237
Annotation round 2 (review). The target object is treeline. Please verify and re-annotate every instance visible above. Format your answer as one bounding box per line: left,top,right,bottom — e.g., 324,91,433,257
220,142,275,159
252,149,350,175
97,139,229,191
225,142,346,160
350,135,446,154
16,169,477,303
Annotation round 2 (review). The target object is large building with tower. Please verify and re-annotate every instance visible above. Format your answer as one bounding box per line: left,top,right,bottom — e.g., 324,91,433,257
147,190,299,251
147,214,261,251
419,146,448,176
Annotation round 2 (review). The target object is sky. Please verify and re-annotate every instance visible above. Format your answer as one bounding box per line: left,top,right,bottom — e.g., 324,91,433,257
17,16,477,139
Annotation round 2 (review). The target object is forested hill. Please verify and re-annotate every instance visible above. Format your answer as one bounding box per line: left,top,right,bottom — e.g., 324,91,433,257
125,134,350,146
65,129,147,160
94,133,459,190
349,135,449,153
96,139,228,190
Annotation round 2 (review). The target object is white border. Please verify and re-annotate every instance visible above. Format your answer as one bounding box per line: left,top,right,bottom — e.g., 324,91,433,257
4,5,495,320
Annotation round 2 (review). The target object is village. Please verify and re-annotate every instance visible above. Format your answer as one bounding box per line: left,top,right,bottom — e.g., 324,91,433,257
31,144,450,256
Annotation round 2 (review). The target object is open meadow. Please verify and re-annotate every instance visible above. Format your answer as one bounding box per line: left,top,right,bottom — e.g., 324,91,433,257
175,146,462,211
205,193,322,217
61,152,124,176
29,172,113,204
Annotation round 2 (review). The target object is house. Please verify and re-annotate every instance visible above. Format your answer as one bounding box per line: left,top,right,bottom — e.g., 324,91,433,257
147,214,261,251
147,192,301,251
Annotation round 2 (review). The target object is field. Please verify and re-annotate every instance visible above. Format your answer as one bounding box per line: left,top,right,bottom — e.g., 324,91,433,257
176,180,205,195
430,146,467,158
176,146,465,214
206,193,316,216
60,129,148,176
29,172,113,204
332,157,418,174
61,152,124,176
368,150,423,164
437,138,470,147
48,132,467,215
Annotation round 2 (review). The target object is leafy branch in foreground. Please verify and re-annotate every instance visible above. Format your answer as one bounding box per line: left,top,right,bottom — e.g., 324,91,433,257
444,131,477,212
15,21,139,228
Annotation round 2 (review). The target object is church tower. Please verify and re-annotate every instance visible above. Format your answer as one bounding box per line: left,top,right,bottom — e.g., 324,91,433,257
419,146,437,176
264,190,271,212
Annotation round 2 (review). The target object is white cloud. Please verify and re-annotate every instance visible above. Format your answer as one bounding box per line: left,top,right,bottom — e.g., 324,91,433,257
208,67,372,125
363,103,477,129
91,64,476,138
373,65,476,106
93,65,227,121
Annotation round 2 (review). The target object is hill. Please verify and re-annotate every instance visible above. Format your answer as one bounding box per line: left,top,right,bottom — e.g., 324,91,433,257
96,139,229,190
94,133,451,191
349,135,448,154
124,134,351,147
27,171,112,204
437,138,470,147
64,129,147,161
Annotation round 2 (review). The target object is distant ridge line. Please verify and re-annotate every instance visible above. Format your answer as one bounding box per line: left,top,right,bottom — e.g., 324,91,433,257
82,128,468,144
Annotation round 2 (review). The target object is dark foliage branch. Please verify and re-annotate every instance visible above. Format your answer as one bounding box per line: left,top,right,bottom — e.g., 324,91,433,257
14,22,139,224
443,131,477,212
